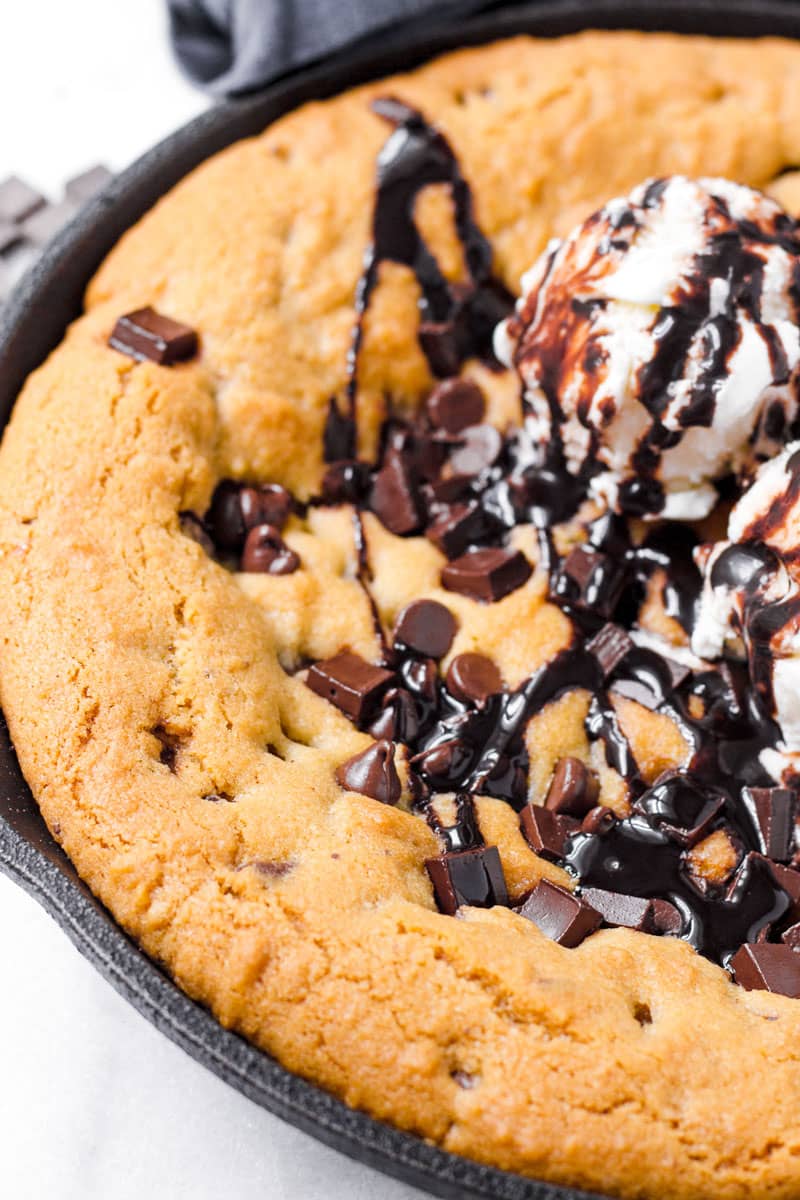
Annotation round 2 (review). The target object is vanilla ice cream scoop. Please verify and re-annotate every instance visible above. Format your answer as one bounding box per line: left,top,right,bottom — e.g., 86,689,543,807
496,176,800,519
693,441,800,767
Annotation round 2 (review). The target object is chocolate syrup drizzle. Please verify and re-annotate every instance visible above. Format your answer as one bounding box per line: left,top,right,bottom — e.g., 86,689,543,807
196,117,800,977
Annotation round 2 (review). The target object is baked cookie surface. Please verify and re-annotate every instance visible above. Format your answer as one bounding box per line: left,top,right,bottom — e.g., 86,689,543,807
4,31,800,1200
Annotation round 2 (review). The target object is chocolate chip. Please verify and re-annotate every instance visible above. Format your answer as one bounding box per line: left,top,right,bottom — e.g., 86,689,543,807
20,199,78,245
581,805,617,835
178,511,215,557
206,481,291,550
581,887,656,931
321,460,370,504
393,599,457,659
64,164,113,203
413,738,473,785
0,175,45,223
368,687,419,742
426,501,494,559
730,942,800,997
586,624,633,677
427,378,486,433
370,448,423,535
557,545,625,617
241,484,292,532
306,651,394,724
520,805,579,860
448,424,502,477
446,653,502,704
336,739,401,805
109,306,198,365
418,320,460,378
635,774,724,848
517,879,601,947
441,546,531,602
425,845,508,915
742,787,797,862
241,524,300,574
545,757,600,818
400,656,438,701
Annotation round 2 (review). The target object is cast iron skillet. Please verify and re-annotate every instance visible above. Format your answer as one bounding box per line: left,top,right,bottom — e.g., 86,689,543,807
2,3,799,1197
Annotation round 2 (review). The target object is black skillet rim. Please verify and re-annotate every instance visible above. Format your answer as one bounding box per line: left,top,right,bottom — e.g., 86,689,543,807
2,4,800,1198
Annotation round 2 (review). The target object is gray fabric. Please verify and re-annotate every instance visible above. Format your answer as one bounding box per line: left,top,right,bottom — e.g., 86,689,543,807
166,0,496,96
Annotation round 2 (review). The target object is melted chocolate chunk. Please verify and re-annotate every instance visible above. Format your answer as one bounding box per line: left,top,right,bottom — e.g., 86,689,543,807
441,547,531,602
336,739,401,805
730,942,800,997
555,545,625,619
520,805,579,860
241,524,300,575
517,880,601,947
427,378,486,433
581,887,658,932
369,687,420,742
545,757,600,818
306,652,394,724
393,599,457,659
742,787,797,862
370,448,424,535
426,845,508,914
426,501,495,558
586,624,634,677
634,773,724,847
445,653,502,704
108,306,198,365
581,805,617,835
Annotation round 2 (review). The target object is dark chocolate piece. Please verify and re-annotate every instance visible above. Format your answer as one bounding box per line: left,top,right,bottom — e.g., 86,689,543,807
446,653,502,704
441,547,531,602
767,860,800,920
0,175,45,223
64,164,113,203
520,805,579,860
321,460,370,504
414,738,473,784
418,322,460,378
427,378,485,433
586,624,633,677
241,524,300,574
650,898,683,935
559,545,625,617
742,787,796,862
20,199,77,245
517,880,601,948
368,687,419,742
448,424,502,477
782,922,800,950
581,887,656,931
392,599,457,659
730,942,800,997
426,845,508,915
335,739,401,805
581,806,617,835
545,757,600,818
370,448,423,535
108,306,198,365
426,501,492,559
634,773,724,847
206,481,291,550
306,651,394,724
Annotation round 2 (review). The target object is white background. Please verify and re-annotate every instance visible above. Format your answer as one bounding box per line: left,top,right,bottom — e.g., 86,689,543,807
0,3,425,1197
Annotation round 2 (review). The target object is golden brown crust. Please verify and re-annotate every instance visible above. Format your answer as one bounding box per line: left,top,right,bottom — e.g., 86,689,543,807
4,31,800,1200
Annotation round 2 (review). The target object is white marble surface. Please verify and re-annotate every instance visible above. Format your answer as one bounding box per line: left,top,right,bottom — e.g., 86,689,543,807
0,3,426,1196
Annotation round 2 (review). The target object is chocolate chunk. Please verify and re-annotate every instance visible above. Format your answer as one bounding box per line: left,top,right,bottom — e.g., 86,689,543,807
441,546,531,602
520,805,579,860
64,164,113,203
368,687,419,742
414,738,473,785
767,860,800,920
323,397,356,462
20,199,77,245
426,472,473,506
581,805,617,835
545,757,600,818
426,845,508,914
586,624,633,677
742,787,796,862
581,887,656,931
370,448,423,535
178,511,215,557
782,922,800,950
427,378,486,433
336,739,401,805
241,524,300,574
426,501,494,558
446,653,502,704
207,481,291,550
418,320,460,378
448,424,502,477
321,459,371,505
0,220,22,256
393,599,457,659
635,774,724,847
0,175,45,223
306,651,394,724
558,545,625,617
109,306,198,365
730,942,800,997
517,879,601,947
650,898,683,935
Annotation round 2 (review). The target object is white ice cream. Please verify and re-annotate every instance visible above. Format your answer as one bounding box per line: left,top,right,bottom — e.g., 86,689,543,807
496,176,800,519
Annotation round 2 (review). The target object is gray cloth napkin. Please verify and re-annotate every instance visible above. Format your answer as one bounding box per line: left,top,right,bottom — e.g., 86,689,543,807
166,0,500,96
